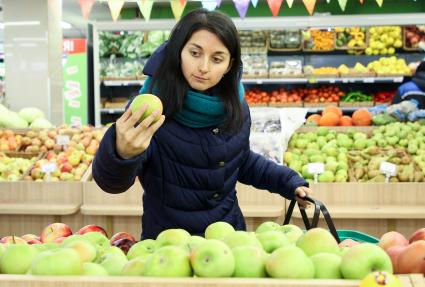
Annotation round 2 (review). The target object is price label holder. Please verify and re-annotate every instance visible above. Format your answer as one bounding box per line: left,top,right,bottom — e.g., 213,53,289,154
41,163,57,182
56,135,70,150
308,163,325,184
363,78,375,83
380,161,397,183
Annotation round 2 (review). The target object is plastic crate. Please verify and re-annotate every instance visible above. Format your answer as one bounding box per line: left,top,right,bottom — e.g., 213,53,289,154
337,229,379,243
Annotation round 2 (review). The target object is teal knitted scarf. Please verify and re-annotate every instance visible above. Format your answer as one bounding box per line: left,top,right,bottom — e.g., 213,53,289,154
139,77,245,128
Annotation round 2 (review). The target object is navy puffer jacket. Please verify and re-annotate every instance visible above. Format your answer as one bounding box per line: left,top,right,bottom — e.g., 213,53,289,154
92,45,308,240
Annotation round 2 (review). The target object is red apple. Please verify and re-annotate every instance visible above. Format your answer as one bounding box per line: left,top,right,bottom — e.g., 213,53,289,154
409,227,425,244
26,239,42,245
113,238,136,255
60,162,73,173
397,240,425,274
110,232,136,245
40,223,73,243
54,237,67,244
22,234,40,242
76,225,108,237
338,239,360,248
386,245,407,274
0,236,27,244
378,231,408,251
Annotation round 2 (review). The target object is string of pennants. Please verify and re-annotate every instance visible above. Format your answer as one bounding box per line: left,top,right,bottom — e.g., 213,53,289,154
78,0,385,22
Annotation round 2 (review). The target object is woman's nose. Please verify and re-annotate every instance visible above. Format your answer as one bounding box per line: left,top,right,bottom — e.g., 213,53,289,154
198,58,209,73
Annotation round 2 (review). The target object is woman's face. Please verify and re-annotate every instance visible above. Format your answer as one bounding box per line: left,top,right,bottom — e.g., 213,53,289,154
181,29,232,92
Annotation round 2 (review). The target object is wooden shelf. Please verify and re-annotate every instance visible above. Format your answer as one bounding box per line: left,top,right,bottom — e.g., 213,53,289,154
80,205,142,216
241,205,284,218
0,204,80,215
0,274,419,287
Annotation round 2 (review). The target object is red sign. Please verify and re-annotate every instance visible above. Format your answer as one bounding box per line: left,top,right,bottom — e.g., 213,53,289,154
63,39,86,54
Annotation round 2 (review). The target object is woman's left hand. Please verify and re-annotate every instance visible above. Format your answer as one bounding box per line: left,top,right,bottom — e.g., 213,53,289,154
295,186,313,208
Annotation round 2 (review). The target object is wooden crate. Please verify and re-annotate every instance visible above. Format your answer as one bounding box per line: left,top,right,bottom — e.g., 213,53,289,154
338,101,374,107
0,275,418,287
286,183,425,239
297,126,375,134
0,181,83,236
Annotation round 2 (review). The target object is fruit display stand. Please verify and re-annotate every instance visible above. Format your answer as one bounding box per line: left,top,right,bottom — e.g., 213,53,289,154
79,177,286,237
0,274,421,287
288,183,425,239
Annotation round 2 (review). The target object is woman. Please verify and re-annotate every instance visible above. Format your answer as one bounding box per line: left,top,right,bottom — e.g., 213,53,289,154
93,9,312,240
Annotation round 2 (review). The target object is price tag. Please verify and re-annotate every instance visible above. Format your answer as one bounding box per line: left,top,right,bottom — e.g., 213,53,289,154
256,80,263,84
308,163,325,183
364,78,375,83
380,161,397,183
41,163,57,173
56,135,70,146
342,79,349,83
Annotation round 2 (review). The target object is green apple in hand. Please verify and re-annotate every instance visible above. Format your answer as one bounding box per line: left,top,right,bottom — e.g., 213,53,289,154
130,94,163,122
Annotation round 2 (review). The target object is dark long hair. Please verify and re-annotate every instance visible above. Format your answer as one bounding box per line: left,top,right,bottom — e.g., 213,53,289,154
149,9,243,133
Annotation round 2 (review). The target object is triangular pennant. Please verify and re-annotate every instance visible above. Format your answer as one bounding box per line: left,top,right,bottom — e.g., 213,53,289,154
216,0,222,7
338,0,348,11
232,0,250,19
108,0,125,22
302,0,317,15
202,1,218,11
376,0,383,7
79,0,95,21
137,0,154,21
170,0,186,20
251,0,259,7
267,0,283,17
286,0,294,8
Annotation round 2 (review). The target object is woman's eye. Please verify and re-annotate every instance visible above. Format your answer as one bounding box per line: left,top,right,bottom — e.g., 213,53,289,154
213,58,223,63
190,50,200,57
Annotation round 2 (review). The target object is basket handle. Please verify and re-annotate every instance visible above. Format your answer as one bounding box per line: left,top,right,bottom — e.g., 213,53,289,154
283,195,341,243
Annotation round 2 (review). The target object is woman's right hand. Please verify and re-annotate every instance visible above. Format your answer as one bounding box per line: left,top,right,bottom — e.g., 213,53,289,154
115,104,165,160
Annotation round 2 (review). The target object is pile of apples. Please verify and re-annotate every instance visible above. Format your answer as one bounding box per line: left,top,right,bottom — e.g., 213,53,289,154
0,221,400,279
0,130,21,152
378,228,425,274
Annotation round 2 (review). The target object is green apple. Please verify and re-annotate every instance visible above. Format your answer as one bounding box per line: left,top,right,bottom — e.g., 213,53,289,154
121,257,147,276
65,240,97,263
296,228,339,256
130,94,163,122
190,239,234,277
232,246,267,278
310,253,342,279
185,236,206,253
127,239,157,260
256,231,290,253
82,232,110,253
205,221,235,240
266,245,315,279
61,234,88,246
96,246,126,263
0,243,37,274
279,224,304,244
32,243,59,253
31,248,83,275
255,221,280,234
0,244,5,258
156,228,191,247
82,262,108,276
98,252,128,276
340,243,393,279
222,231,262,249
144,246,192,277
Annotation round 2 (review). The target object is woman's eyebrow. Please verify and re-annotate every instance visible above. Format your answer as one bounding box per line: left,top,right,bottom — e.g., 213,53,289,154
188,43,228,55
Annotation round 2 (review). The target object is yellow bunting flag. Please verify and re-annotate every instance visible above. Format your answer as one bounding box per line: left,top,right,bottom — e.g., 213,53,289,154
171,0,186,20
137,0,154,21
286,0,294,8
267,0,284,17
79,0,95,21
302,0,317,15
338,0,348,11
376,0,384,7
108,0,125,22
